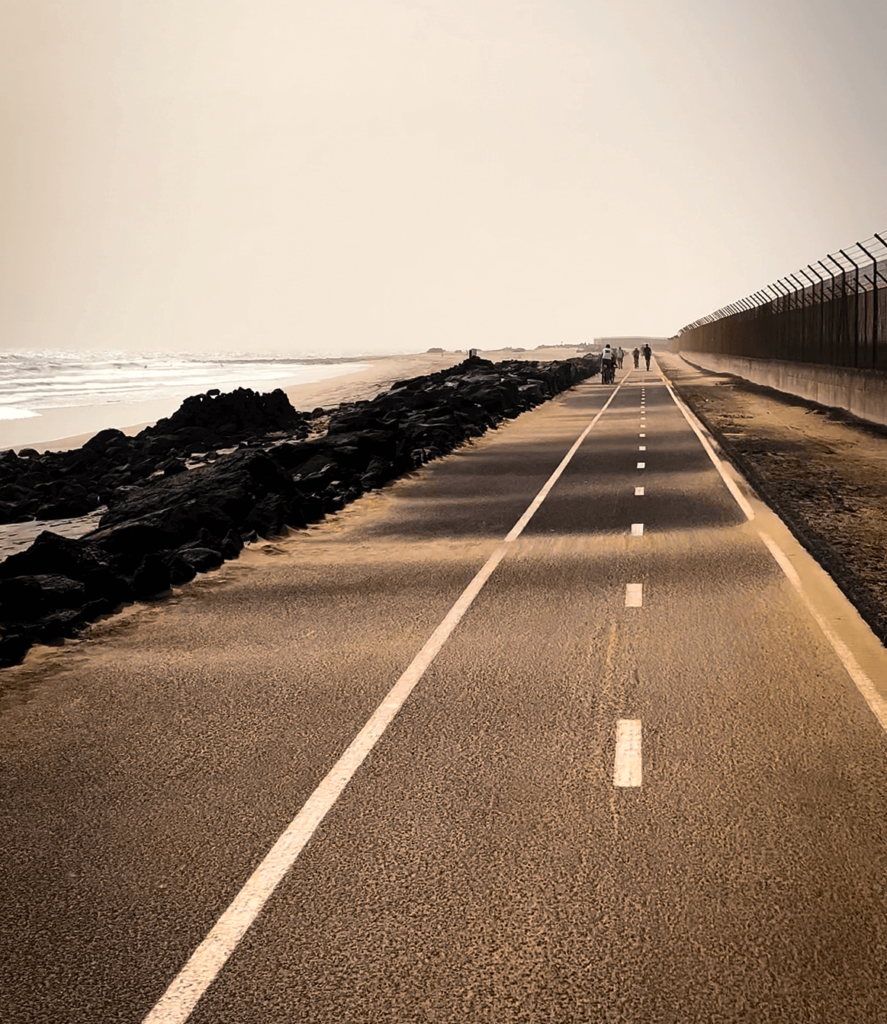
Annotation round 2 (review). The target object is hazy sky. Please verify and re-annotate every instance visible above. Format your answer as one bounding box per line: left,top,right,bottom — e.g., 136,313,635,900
1,0,885,356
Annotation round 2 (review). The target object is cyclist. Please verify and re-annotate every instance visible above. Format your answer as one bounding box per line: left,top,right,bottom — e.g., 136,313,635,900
601,344,616,384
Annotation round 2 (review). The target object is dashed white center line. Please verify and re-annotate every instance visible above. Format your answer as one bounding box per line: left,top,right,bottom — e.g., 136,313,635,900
639,445,646,451
637,461,645,469
639,433,646,437
625,582,643,606
635,486,644,495
614,720,643,787
631,523,644,536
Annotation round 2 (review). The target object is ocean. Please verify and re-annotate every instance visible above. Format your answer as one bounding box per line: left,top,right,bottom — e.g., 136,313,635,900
0,350,368,449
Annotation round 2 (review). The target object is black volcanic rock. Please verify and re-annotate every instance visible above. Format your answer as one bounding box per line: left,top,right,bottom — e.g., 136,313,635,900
243,494,288,538
174,546,225,574
131,552,172,599
0,356,599,667
95,450,289,530
144,387,307,441
83,428,132,454
0,574,87,621
88,506,237,573
0,531,131,605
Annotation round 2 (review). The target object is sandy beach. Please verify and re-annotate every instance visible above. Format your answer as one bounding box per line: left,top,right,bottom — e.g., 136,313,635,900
8,346,589,454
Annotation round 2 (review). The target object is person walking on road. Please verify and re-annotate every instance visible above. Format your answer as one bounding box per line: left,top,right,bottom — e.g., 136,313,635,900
632,347,640,368
642,343,652,370
616,347,625,369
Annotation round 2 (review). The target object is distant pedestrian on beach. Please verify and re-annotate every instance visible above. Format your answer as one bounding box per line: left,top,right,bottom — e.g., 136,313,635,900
616,347,625,368
642,344,652,370
632,347,640,368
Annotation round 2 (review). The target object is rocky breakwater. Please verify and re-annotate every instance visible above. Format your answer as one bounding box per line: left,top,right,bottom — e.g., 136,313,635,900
0,355,598,667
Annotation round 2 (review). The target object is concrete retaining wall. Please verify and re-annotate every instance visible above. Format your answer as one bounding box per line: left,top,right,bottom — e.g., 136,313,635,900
680,350,887,429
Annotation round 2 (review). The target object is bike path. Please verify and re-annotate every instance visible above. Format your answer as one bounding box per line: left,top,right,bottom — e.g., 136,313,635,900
182,368,887,1023
2,366,887,1022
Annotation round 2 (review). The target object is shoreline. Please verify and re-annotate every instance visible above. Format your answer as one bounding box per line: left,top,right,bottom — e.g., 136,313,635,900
2,357,375,453
6,347,587,454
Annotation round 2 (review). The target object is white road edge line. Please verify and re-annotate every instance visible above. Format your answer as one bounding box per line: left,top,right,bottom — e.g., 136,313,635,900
757,531,887,733
660,368,887,736
660,375,755,520
614,719,642,786
141,377,630,1024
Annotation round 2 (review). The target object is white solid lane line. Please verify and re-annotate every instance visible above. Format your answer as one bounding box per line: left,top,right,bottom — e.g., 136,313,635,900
758,531,887,733
661,376,754,520
625,583,643,607
662,367,887,737
631,523,644,536
141,376,632,1024
614,720,643,787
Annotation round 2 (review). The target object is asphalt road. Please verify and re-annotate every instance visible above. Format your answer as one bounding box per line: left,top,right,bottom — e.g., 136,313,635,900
2,363,887,1023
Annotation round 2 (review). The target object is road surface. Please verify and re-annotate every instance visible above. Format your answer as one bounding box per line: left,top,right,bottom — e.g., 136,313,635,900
2,363,887,1023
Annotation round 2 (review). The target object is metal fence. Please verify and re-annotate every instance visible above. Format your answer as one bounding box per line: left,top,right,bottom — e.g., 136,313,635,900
676,232,887,372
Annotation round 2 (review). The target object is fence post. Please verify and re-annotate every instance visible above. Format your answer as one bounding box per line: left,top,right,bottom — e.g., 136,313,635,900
808,265,826,363
798,268,817,363
773,280,788,313
781,279,795,359
789,273,807,362
840,248,861,367
819,259,839,364
774,282,792,358
859,238,887,369
825,253,849,363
